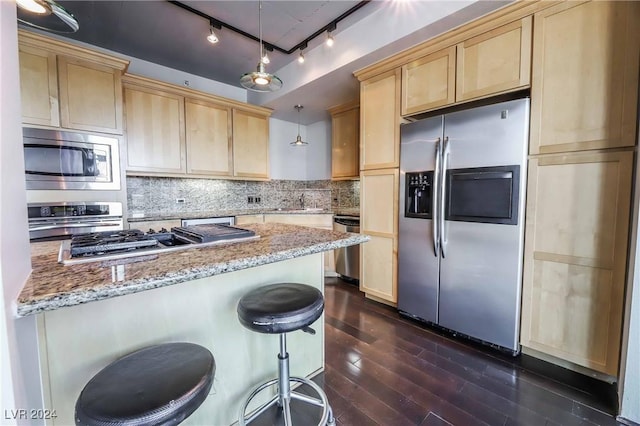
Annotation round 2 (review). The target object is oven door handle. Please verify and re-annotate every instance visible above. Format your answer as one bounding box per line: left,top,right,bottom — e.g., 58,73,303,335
29,221,122,231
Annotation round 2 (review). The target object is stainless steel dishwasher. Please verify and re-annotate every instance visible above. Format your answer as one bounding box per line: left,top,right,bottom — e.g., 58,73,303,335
333,215,360,282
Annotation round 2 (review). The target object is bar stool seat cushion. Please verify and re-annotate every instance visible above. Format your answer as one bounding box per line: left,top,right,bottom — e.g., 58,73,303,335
75,342,215,426
237,283,324,334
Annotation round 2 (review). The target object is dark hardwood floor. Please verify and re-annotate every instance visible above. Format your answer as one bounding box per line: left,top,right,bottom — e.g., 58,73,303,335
316,278,622,426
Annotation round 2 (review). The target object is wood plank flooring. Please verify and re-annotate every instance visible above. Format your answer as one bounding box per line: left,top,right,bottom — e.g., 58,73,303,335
318,278,622,426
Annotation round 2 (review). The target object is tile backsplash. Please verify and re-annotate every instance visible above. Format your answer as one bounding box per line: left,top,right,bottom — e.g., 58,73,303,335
127,177,359,217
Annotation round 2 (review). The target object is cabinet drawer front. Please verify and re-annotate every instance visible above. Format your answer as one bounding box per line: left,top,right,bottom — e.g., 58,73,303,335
529,1,640,154
456,17,532,102
402,46,455,115
521,151,633,375
263,214,332,228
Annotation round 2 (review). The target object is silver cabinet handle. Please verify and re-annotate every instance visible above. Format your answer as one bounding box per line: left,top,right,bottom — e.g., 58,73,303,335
29,221,122,231
433,137,441,257
440,136,450,258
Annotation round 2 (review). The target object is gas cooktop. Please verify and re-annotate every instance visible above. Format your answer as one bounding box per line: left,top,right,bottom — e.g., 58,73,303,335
58,225,259,265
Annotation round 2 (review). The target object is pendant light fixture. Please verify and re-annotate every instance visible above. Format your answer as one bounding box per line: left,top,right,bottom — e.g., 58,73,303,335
16,0,79,33
291,105,308,146
240,0,282,92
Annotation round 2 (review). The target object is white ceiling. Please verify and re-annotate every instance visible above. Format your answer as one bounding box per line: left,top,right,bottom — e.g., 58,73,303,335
20,1,511,124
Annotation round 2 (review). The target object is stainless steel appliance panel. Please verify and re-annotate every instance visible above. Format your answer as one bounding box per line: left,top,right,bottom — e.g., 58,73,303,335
181,217,235,226
438,221,524,350
333,216,360,281
398,116,443,323
23,128,121,191
444,98,530,169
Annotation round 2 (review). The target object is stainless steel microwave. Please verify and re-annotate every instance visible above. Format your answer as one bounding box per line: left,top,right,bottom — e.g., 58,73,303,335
23,128,121,190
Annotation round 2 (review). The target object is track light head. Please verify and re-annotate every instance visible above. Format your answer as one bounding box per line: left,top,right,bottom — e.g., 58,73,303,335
298,51,305,64
326,32,334,47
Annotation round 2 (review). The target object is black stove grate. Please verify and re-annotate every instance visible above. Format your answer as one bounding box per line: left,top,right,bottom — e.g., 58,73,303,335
70,230,158,257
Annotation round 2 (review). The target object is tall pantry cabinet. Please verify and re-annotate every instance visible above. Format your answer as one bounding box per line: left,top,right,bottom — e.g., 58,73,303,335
520,1,640,376
357,69,401,304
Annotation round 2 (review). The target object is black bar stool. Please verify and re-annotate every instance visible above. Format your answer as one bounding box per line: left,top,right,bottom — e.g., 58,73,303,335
75,342,215,426
237,283,335,426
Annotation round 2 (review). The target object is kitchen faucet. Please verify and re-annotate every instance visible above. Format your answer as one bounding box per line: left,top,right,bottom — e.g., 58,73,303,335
299,193,305,209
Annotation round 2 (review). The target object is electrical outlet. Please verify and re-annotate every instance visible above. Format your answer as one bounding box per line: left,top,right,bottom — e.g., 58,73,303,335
247,196,254,204
176,198,186,204
255,196,261,204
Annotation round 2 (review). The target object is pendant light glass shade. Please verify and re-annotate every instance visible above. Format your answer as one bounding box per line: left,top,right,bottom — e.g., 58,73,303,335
290,105,308,146
240,1,282,92
17,0,79,33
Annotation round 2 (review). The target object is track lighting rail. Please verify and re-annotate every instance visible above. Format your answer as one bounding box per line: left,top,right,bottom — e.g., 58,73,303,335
168,0,370,55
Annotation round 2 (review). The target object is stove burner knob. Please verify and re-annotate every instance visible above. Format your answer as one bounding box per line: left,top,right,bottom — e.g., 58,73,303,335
160,228,168,233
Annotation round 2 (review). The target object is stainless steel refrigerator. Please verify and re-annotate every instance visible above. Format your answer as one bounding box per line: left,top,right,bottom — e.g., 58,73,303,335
397,98,529,353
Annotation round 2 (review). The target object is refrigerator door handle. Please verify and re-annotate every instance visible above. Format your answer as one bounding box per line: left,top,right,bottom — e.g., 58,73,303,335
433,137,442,256
440,136,450,258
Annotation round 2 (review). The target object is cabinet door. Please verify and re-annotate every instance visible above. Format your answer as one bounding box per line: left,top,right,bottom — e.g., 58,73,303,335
58,56,123,134
529,1,640,154
401,46,455,115
186,100,232,176
520,150,633,375
124,85,185,173
19,45,59,127
331,105,360,180
360,169,398,304
360,69,400,170
235,215,264,225
456,16,532,102
233,109,269,179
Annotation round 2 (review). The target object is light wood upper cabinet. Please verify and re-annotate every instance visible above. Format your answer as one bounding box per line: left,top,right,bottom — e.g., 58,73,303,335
124,84,185,173
402,46,455,115
19,45,59,127
521,150,633,376
232,109,269,179
360,169,398,304
58,56,123,134
529,1,640,154
18,30,128,134
186,100,232,176
360,69,401,170
456,16,532,102
329,101,360,180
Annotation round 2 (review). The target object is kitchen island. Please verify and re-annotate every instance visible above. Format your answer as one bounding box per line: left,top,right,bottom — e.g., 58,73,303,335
17,223,368,426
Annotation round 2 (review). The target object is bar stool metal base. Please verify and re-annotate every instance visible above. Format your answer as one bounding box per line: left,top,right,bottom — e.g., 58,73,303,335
238,334,335,426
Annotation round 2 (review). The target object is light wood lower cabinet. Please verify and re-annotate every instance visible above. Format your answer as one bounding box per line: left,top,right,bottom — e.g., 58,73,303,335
263,214,335,276
520,150,633,376
360,169,398,305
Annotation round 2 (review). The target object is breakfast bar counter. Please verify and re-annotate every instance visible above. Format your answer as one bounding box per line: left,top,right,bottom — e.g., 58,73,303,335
18,223,368,425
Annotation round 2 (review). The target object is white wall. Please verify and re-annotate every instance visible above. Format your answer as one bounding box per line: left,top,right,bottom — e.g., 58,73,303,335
269,118,331,180
1,3,43,422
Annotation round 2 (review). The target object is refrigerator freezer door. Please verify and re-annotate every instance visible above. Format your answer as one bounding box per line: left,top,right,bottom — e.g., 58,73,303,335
398,116,443,323
443,98,530,168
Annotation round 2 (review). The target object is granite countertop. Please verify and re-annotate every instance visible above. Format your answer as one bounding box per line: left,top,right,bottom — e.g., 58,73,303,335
17,223,369,317
128,208,360,222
